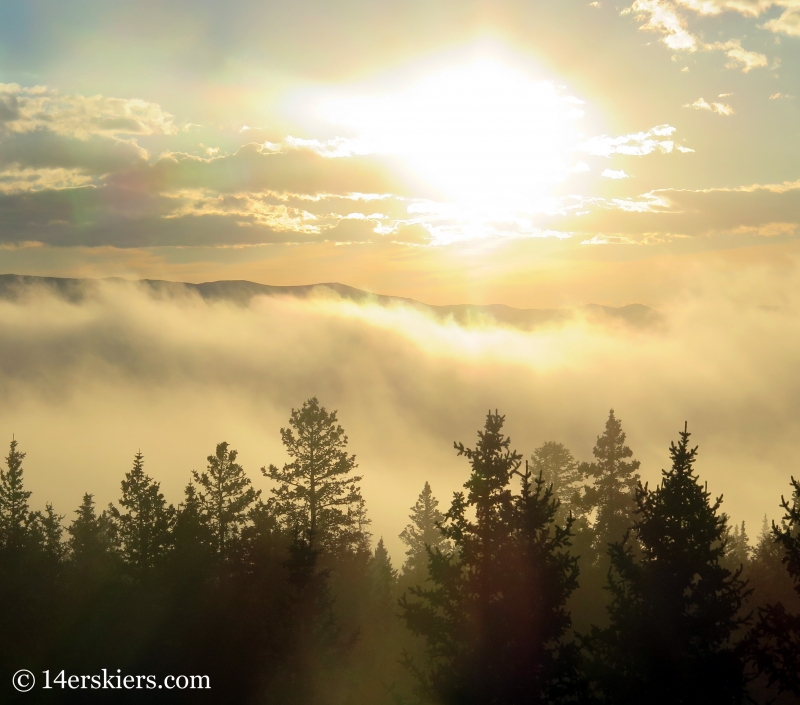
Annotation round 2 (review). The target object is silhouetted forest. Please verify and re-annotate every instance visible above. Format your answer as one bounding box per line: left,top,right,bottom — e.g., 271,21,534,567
1,399,798,704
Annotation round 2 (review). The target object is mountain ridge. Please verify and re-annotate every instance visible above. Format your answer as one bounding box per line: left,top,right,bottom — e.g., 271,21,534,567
0,274,661,330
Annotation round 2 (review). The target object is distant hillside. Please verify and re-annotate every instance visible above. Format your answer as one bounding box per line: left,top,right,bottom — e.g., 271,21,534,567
0,274,661,330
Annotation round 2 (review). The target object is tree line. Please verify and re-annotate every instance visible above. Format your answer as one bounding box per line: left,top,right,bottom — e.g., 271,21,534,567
0,398,798,704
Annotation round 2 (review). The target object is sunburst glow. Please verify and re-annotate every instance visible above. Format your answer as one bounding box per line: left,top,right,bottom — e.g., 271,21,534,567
324,58,587,209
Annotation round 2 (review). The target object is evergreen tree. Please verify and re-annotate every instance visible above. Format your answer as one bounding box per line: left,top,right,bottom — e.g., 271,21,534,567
193,442,260,559
110,450,175,573
585,424,750,704
67,493,117,570
264,398,367,553
580,410,641,555
268,532,346,705
749,514,797,609
0,437,33,550
368,537,398,620
399,481,450,584
31,502,66,562
400,412,582,704
531,441,585,524
720,517,751,575
749,477,800,698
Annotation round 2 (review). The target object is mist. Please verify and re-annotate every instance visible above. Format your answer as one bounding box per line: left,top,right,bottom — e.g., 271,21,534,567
0,275,798,559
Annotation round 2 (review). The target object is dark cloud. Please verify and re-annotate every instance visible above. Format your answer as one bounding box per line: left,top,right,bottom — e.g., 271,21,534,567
0,93,20,123
390,222,432,244
555,184,800,239
0,132,148,174
135,144,419,198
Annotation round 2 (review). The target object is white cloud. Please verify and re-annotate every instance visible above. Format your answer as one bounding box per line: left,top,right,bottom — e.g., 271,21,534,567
624,2,772,72
683,97,736,114
705,39,769,72
580,234,639,244
0,83,178,140
581,124,678,157
282,135,372,158
629,0,699,50
762,6,800,36
674,0,777,16
601,169,631,179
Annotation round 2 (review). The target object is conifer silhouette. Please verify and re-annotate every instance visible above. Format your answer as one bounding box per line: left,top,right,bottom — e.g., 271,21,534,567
580,410,641,555
399,481,450,584
531,441,585,524
109,450,175,573
193,441,260,560
400,411,583,704
265,397,367,554
67,492,118,579
585,424,750,704
748,477,800,697
0,438,33,550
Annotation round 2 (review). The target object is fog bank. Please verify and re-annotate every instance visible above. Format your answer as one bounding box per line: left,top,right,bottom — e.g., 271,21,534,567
0,277,797,559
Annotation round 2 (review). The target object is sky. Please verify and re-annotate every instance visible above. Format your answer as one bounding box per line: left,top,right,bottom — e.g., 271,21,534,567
0,0,799,306
1,0,800,555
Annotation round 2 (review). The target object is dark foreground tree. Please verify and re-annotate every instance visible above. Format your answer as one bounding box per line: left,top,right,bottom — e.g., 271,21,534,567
193,441,260,560
585,424,750,705
264,397,368,554
0,438,33,550
109,451,175,574
400,411,583,705
748,477,800,698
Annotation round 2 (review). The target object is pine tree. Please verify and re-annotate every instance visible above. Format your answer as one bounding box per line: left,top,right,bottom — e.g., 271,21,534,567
531,441,585,524
399,481,450,584
748,477,800,697
580,410,641,555
193,442,260,560
368,537,398,620
264,398,367,554
750,513,796,608
720,517,751,575
400,411,582,704
31,503,66,562
0,438,33,550
110,450,175,573
585,424,750,704
173,481,212,550
269,532,345,705
67,493,117,567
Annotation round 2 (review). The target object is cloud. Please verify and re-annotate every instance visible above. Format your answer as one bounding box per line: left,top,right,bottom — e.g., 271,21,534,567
628,0,699,50
683,97,736,114
624,2,771,71
0,84,177,140
668,0,800,38
580,124,679,157
762,6,800,35
0,166,94,194
601,169,631,179
705,39,769,71
560,180,800,239
0,132,149,175
674,0,778,16
2,275,800,558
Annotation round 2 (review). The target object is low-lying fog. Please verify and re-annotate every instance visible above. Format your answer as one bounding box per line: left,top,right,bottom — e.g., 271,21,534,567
0,276,797,560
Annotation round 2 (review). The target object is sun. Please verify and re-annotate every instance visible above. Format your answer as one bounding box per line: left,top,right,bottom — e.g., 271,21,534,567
324,57,586,210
